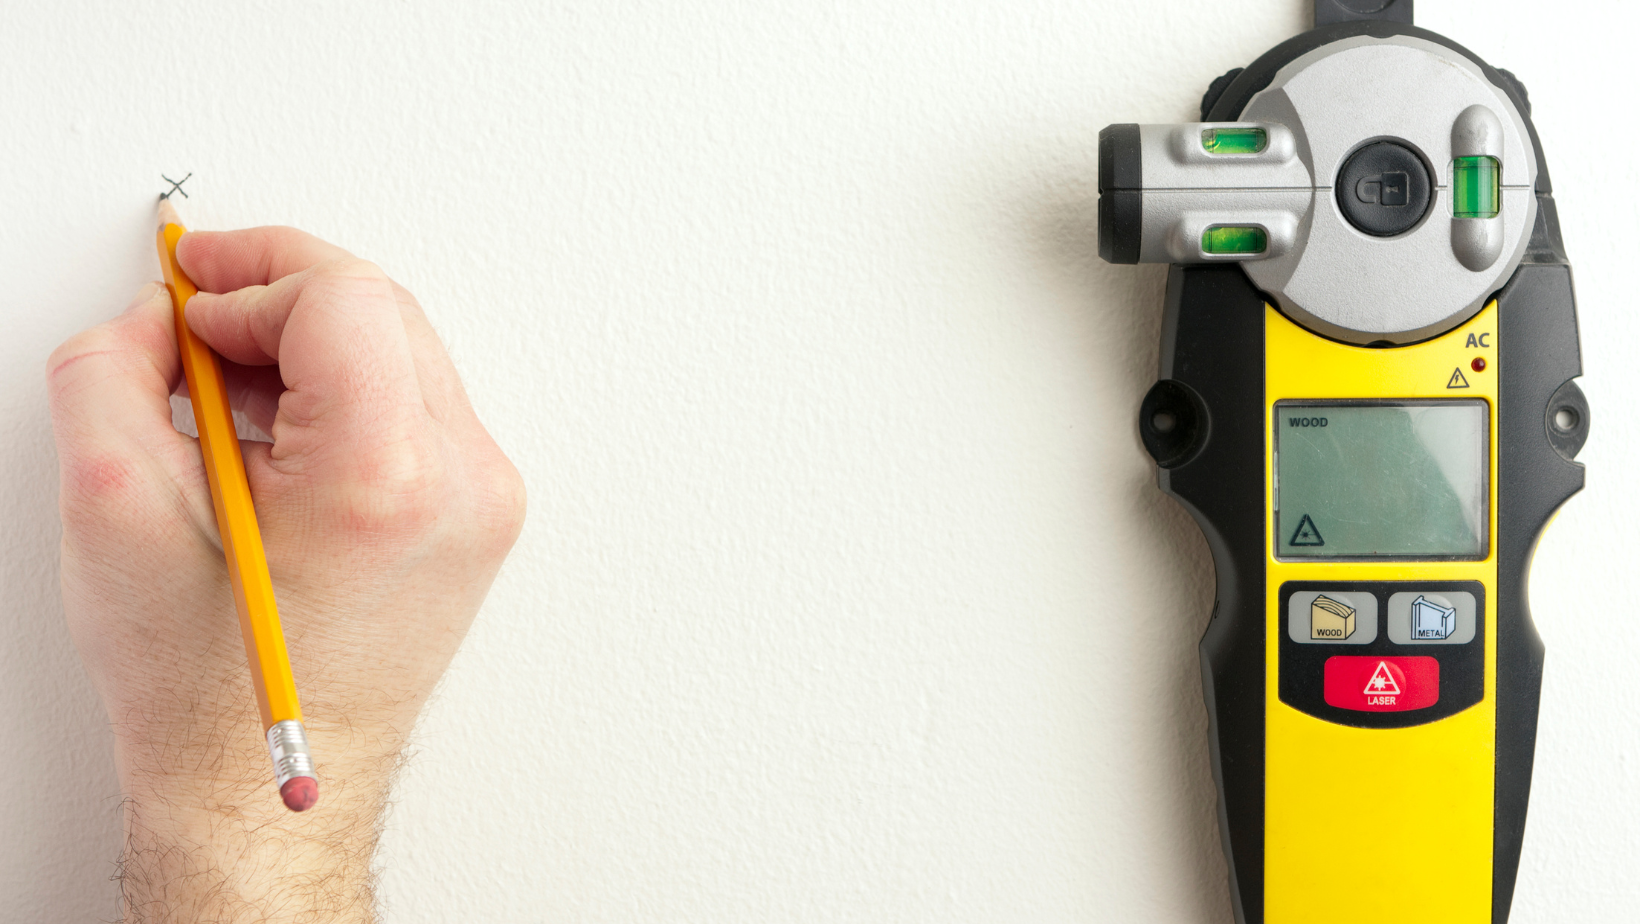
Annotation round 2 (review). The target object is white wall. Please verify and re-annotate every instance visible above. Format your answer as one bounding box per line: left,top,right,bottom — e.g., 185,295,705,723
3,1,1635,920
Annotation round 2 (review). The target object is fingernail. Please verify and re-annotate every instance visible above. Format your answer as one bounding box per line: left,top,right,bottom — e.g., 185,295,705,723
123,281,163,314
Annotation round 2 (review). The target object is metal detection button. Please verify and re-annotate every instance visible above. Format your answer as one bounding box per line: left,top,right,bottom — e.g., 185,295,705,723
1386,591,1478,645
1335,141,1432,237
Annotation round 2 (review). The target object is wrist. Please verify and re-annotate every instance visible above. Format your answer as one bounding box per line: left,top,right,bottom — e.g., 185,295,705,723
118,790,386,923
112,717,404,923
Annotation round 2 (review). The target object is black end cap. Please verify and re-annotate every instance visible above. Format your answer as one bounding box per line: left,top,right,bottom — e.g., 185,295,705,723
1098,123,1142,192
1140,379,1210,468
1099,191,1142,264
1098,124,1142,265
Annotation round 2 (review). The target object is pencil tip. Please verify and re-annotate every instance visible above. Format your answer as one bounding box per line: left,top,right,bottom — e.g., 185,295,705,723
281,776,319,812
157,197,182,230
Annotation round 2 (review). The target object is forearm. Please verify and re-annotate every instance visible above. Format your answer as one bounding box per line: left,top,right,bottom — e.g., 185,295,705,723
113,721,402,924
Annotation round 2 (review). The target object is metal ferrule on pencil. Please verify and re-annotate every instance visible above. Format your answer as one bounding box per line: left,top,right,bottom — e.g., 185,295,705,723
267,720,317,787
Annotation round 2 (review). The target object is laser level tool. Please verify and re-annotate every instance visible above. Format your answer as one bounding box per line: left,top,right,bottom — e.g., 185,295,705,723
1097,2,1587,921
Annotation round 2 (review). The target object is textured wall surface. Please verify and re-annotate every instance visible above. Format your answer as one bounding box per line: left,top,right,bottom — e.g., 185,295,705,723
2,1,1635,921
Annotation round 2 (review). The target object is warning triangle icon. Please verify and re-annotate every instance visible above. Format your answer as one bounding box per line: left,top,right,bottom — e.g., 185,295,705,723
1363,661,1402,696
1447,367,1470,389
1289,514,1325,547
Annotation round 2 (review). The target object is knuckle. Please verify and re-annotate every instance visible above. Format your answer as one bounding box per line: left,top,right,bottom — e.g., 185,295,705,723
304,260,397,316
48,306,171,395
265,224,307,241
263,225,324,254
55,453,180,555
46,325,117,389
332,437,525,560
471,455,528,553
339,437,447,539
60,452,140,508
314,258,391,289
45,326,142,418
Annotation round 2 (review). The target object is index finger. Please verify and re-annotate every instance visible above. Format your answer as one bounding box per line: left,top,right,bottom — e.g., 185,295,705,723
177,226,353,293
46,284,207,539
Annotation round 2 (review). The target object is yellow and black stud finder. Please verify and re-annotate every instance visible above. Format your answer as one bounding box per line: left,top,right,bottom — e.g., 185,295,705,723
1098,2,1588,922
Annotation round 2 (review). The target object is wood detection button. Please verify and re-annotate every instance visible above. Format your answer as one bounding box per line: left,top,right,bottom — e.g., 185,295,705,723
1287,590,1378,646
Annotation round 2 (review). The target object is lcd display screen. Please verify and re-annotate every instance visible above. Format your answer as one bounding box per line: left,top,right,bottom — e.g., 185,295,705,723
1275,401,1488,559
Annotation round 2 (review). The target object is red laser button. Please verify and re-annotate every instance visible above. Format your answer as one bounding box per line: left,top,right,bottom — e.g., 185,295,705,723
1323,656,1439,712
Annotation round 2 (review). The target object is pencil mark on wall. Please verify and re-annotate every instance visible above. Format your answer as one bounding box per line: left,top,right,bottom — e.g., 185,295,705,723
159,173,192,201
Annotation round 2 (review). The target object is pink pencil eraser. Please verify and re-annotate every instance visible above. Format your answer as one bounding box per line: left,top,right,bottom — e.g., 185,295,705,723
281,776,319,812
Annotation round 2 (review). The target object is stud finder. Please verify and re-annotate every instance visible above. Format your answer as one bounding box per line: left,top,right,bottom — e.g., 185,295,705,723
1098,3,1588,922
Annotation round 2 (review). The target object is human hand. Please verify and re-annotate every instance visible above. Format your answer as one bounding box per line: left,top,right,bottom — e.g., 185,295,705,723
47,226,525,921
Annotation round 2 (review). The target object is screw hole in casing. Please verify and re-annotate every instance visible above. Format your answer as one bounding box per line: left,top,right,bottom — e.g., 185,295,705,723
1545,379,1589,461
1139,380,1210,469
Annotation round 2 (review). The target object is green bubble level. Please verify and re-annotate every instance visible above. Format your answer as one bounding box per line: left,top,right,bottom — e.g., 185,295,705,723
1202,225,1268,255
1453,156,1500,219
1201,127,1267,155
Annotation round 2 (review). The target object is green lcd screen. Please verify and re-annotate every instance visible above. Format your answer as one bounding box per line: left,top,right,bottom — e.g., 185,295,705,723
1275,401,1488,559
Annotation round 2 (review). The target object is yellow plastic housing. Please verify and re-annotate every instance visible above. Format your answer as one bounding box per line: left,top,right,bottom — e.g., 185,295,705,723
1263,303,1499,924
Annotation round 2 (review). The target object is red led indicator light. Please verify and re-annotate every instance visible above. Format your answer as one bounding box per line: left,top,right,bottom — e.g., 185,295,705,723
1471,357,1487,373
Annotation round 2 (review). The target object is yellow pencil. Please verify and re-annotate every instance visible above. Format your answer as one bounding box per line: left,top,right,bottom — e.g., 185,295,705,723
156,197,319,812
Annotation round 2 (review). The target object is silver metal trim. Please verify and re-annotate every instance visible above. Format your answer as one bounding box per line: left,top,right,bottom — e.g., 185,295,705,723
1104,35,1539,342
1450,104,1508,271
1169,210,1300,263
1452,104,1505,160
1151,122,1303,177
1138,190,1309,264
1452,214,1506,271
1236,35,1537,343
266,720,317,787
